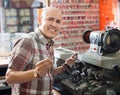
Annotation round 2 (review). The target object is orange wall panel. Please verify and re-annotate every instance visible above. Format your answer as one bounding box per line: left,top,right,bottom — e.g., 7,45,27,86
99,0,118,30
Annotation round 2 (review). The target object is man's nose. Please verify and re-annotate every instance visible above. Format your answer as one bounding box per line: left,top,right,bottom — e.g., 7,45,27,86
51,21,57,27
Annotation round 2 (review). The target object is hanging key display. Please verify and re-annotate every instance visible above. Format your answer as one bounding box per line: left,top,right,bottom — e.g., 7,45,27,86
50,0,99,52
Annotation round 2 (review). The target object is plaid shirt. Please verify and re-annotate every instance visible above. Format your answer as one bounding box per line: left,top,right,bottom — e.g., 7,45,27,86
8,28,54,95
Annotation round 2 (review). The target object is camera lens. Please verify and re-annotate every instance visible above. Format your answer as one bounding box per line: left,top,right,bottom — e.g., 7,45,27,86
103,29,120,54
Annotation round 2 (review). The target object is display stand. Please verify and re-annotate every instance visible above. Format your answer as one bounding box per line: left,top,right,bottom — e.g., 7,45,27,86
50,0,99,52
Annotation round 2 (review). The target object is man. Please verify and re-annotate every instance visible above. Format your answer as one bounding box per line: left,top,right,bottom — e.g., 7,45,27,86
5,7,76,95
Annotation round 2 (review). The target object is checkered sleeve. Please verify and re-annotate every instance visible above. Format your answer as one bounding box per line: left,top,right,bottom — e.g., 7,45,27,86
9,37,34,71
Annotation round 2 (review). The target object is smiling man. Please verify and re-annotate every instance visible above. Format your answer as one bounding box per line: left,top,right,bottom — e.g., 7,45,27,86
5,7,77,95
39,7,62,39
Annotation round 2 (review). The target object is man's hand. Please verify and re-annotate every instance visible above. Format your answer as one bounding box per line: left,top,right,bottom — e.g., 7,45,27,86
65,53,77,67
35,59,53,77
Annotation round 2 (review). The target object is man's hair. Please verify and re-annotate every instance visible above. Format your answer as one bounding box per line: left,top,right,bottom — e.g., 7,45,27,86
40,7,62,18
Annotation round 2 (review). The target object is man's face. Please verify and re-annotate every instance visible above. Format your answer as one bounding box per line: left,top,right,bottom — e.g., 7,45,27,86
39,8,62,39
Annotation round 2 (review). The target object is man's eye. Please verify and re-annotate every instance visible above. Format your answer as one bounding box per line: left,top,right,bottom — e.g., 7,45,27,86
48,18,54,21
57,20,61,24
47,18,61,24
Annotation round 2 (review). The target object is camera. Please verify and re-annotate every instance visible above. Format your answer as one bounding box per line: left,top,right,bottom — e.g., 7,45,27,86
82,28,120,55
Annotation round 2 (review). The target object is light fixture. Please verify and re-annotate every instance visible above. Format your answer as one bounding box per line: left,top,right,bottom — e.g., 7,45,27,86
31,0,43,8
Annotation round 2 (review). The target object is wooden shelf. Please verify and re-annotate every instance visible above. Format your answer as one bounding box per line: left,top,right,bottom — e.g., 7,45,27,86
0,76,5,80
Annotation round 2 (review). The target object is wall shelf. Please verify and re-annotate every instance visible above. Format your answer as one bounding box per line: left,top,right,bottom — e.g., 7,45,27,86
4,8,34,33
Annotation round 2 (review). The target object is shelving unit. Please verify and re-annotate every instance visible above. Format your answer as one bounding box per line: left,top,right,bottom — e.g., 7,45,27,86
0,63,11,95
50,0,99,52
4,8,33,33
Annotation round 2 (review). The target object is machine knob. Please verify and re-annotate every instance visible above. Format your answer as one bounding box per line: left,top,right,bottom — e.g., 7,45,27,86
113,64,120,78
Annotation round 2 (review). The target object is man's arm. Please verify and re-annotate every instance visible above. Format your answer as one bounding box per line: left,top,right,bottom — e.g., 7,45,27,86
5,68,36,84
6,58,53,84
52,53,77,75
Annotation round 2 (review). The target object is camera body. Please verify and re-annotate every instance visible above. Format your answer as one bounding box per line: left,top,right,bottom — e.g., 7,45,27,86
89,31,105,54
83,28,120,55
